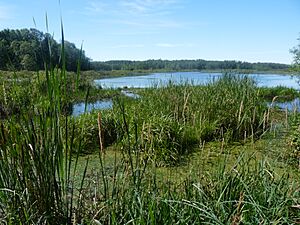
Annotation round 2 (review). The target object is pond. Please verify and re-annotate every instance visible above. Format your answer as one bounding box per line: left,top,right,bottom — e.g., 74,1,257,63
94,72,299,89
72,91,140,116
72,100,113,117
74,72,300,116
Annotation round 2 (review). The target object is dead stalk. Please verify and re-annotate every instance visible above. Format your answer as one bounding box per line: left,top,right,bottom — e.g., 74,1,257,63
98,112,104,154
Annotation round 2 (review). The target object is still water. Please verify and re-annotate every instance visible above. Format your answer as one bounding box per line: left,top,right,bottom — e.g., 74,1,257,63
73,72,300,116
94,72,299,89
72,100,113,117
72,91,140,116
269,98,300,112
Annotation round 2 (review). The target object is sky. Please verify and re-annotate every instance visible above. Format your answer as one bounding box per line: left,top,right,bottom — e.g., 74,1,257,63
0,0,299,64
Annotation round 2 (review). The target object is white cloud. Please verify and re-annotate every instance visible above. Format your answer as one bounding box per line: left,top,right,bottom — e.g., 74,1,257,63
120,0,181,16
121,1,147,13
155,43,196,48
110,44,145,48
83,0,182,17
156,43,176,48
112,19,183,29
81,0,187,35
84,1,109,15
108,30,159,36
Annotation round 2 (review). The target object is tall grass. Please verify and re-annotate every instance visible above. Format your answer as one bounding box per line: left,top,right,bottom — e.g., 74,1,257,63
258,86,299,102
110,75,268,165
0,23,299,224
1,67,299,224
0,25,88,224
86,116,300,224
75,80,299,223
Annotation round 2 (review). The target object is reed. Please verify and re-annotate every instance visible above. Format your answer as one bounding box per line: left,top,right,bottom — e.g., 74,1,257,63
87,133,300,224
0,24,88,224
0,22,299,224
110,75,268,165
258,86,299,102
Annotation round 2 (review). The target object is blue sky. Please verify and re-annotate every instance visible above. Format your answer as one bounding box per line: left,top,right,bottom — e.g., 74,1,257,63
0,0,299,63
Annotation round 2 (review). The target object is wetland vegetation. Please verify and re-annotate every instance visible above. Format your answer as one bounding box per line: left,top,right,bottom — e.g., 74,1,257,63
0,27,300,224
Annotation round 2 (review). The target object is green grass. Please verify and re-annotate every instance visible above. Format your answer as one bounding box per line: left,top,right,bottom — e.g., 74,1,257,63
258,86,299,102
109,75,268,166
0,28,300,224
1,69,300,224
72,128,300,224
70,76,300,223
67,74,269,166
0,27,89,224
0,70,121,119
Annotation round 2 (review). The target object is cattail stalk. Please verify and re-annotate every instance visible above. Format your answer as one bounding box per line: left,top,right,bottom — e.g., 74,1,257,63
98,112,104,153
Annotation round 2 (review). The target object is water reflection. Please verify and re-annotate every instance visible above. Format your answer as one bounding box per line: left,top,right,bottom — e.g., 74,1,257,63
268,98,300,112
72,95,300,117
72,100,113,116
94,72,299,89
121,90,140,99
72,90,140,116
78,72,300,116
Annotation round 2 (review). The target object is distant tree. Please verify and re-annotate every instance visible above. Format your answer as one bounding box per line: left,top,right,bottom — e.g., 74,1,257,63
290,35,300,71
90,59,289,72
0,28,90,71
21,54,37,70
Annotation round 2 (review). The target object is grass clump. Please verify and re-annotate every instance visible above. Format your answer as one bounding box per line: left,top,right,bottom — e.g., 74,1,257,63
81,145,300,224
193,74,266,141
0,23,299,224
70,110,124,154
258,86,299,102
286,113,300,166
0,26,89,224
113,74,268,166
1,66,299,223
173,159,300,224
0,70,120,119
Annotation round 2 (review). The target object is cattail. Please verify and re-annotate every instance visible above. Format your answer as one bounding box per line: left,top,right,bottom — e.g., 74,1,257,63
97,112,104,153
2,83,7,106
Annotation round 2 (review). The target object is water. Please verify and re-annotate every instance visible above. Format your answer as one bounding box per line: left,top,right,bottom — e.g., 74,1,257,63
94,72,299,89
121,90,140,99
268,98,300,112
72,100,113,117
75,72,299,116
72,91,140,116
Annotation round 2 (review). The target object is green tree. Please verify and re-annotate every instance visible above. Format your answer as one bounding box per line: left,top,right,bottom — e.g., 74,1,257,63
290,36,300,71
21,54,37,71
0,28,90,71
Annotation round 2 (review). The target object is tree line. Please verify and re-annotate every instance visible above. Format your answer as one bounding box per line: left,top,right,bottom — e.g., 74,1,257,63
0,28,291,72
91,59,289,72
0,28,90,71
